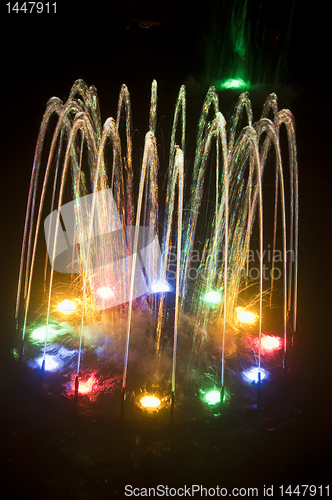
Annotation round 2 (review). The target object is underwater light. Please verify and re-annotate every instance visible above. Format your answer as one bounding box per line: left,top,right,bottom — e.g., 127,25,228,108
36,355,61,371
77,377,95,395
261,334,282,351
151,281,171,293
203,290,223,305
242,367,268,383
65,375,97,396
204,389,221,405
140,395,161,408
218,78,251,90
96,286,114,300
57,299,76,314
236,307,257,324
31,324,59,343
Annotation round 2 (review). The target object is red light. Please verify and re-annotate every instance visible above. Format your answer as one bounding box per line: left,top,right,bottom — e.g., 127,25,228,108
258,334,282,352
261,334,282,351
77,376,96,395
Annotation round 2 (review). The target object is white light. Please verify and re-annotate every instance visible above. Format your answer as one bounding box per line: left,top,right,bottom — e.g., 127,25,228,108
96,286,114,299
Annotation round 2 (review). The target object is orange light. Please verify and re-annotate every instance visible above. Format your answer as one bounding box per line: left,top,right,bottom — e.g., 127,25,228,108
140,395,161,408
236,307,257,324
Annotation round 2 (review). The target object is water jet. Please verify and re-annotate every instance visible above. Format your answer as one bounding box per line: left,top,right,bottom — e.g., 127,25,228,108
15,78,298,421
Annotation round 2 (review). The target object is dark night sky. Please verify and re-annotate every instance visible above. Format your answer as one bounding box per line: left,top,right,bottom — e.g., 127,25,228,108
0,0,331,372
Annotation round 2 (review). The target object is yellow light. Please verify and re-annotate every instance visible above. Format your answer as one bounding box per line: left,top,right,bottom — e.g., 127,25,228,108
140,395,161,408
57,299,76,314
236,307,257,324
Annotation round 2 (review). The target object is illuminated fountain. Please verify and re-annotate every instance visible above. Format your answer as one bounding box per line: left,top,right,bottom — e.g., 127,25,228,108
15,79,298,420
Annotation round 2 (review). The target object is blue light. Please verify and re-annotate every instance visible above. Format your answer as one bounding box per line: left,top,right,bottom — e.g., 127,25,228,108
242,367,268,383
151,281,171,293
36,355,62,371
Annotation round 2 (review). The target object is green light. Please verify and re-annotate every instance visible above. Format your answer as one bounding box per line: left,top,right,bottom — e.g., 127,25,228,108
218,78,250,90
203,290,223,305
31,324,59,343
30,322,71,344
204,389,221,405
